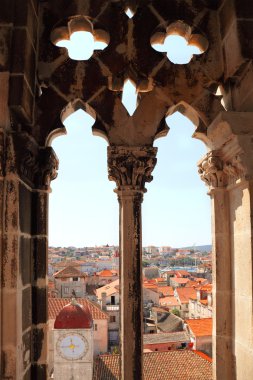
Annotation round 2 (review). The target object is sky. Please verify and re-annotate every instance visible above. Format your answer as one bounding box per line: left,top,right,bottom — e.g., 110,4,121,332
49,108,211,248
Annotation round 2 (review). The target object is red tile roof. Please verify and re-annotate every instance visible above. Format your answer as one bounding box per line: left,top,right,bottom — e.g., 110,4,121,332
171,277,190,284
158,286,174,297
159,296,180,307
176,287,197,303
48,298,108,320
186,318,212,337
93,351,212,379
175,270,191,277
54,301,92,329
53,266,85,278
155,277,166,282
97,269,117,277
143,282,158,290
196,284,212,292
52,260,84,268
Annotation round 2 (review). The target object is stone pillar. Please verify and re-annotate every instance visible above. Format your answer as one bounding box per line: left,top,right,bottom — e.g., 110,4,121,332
1,130,58,380
198,152,234,380
108,146,157,380
31,147,59,380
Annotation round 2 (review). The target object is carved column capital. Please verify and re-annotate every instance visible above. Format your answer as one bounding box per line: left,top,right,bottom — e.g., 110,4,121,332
36,147,59,190
198,152,225,188
198,151,246,189
10,133,59,190
107,146,157,192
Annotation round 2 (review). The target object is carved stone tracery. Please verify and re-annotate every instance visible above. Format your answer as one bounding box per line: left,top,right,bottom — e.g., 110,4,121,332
107,146,157,192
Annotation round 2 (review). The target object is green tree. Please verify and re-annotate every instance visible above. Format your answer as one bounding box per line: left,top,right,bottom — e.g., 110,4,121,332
171,308,180,317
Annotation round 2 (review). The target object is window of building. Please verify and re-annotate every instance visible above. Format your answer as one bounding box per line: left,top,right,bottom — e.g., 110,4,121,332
110,316,116,323
73,277,78,281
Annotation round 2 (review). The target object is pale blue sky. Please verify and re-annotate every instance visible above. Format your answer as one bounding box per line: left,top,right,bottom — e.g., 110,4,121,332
49,110,211,248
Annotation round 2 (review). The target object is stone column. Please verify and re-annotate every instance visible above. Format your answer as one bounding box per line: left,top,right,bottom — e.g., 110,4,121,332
198,152,234,380
108,146,157,380
1,131,58,380
198,112,253,380
31,146,59,379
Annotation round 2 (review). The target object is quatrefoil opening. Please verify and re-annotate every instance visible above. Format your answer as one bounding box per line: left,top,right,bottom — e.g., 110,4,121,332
151,21,208,64
51,16,109,61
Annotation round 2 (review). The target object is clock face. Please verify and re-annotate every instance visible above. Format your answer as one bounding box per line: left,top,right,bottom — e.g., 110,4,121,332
57,333,89,360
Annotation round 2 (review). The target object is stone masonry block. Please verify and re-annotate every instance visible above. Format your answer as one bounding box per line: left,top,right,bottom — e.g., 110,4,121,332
14,0,38,48
9,74,34,124
237,20,253,59
223,21,244,79
32,192,48,236
22,329,31,371
20,236,31,286
2,234,18,288
1,348,16,379
32,237,47,282
234,0,253,18
11,28,36,92
23,367,31,380
31,364,47,380
0,0,15,23
0,26,12,71
219,0,235,39
32,286,47,324
19,183,32,234
4,180,18,233
22,286,32,331
32,327,44,362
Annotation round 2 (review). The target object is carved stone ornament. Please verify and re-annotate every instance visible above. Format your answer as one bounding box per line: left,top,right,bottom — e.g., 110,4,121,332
107,146,157,192
37,147,59,189
198,151,246,188
198,152,224,188
11,133,59,189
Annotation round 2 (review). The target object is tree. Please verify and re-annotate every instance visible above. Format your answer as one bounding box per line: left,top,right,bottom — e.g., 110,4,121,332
171,308,180,317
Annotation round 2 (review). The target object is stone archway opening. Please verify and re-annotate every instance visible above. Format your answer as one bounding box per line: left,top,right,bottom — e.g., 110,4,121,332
143,106,211,250
48,100,118,249
47,103,119,375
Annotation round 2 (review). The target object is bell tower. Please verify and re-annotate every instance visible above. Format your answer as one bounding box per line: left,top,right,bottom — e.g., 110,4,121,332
53,299,93,380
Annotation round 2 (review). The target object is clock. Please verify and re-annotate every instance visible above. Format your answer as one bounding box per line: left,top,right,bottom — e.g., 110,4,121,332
56,333,89,360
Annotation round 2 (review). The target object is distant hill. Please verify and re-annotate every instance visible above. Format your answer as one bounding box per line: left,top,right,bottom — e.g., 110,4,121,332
180,244,212,252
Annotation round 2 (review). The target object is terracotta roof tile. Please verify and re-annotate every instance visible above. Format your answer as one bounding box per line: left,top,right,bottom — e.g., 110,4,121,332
176,287,197,303
159,296,180,307
143,283,158,290
186,318,212,337
52,260,84,268
196,284,212,292
175,270,191,277
98,270,117,277
143,331,190,345
171,277,190,284
158,286,174,297
48,298,108,320
93,351,212,379
53,266,85,278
